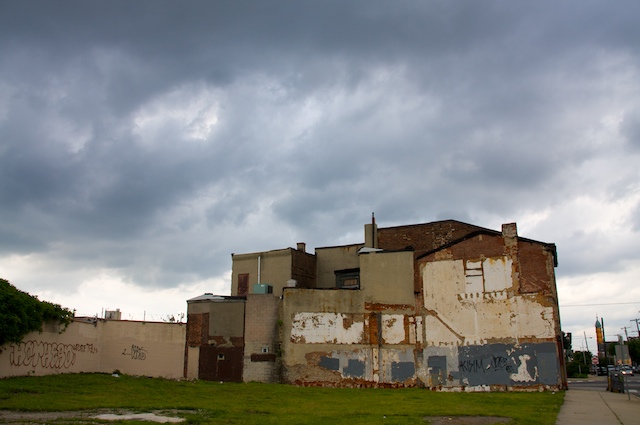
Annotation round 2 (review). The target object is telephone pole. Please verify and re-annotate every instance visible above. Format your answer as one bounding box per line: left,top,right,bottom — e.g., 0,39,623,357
621,326,630,341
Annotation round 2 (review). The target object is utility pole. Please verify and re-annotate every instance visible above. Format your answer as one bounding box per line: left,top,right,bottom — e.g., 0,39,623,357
583,332,591,353
583,332,590,369
621,326,630,341
631,318,640,336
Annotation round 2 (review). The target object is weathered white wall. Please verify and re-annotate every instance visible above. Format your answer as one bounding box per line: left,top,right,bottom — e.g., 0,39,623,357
281,251,561,389
422,256,555,345
419,255,561,389
315,245,361,289
291,312,365,344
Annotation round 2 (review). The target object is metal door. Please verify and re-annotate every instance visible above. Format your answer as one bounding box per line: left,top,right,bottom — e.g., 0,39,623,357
198,346,243,382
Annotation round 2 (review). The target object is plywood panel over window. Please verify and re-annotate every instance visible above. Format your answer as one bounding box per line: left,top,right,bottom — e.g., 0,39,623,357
238,273,249,297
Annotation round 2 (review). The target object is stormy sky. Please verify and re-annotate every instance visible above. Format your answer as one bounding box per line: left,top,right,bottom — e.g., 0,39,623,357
1,1,639,345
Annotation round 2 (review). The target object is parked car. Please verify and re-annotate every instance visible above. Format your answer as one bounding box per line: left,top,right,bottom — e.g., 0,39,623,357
620,365,634,376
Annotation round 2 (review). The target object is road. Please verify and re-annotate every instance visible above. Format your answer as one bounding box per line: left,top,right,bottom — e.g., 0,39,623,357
568,374,640,396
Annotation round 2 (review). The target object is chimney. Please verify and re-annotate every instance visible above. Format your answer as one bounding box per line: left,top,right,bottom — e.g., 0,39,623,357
364,212,378,248
297,242,306,252
501,223,518,238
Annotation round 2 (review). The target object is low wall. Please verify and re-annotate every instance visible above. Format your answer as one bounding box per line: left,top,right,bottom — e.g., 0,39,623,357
0,318,186,379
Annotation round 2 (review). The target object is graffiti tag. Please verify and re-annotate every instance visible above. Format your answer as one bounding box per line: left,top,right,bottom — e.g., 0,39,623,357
9,341,98,370
122,344,147,360
459,356,514,374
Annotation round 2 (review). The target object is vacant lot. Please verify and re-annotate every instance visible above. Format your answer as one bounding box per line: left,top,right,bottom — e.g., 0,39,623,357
0,374,563,424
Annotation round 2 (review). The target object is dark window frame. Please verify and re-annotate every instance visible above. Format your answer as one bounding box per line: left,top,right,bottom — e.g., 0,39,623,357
335,268,360,289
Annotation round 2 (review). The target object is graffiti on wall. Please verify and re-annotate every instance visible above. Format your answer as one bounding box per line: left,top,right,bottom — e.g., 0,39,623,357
9,341,98,370
458,355,515,374
122,344,147,360
456,342,559,386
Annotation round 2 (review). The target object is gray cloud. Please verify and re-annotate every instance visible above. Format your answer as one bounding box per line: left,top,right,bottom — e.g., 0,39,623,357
1,1,640,335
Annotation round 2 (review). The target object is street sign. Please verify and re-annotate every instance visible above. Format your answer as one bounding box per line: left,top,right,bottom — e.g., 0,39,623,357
592,356,599,365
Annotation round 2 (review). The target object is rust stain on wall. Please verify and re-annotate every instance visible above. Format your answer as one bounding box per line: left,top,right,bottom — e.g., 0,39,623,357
365,302,414,312
186,313,209,346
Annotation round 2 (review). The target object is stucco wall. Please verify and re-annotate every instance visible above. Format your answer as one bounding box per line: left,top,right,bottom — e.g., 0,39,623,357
315,245,361,289
0,319,186,379
360,251,414,306
231,249,293,296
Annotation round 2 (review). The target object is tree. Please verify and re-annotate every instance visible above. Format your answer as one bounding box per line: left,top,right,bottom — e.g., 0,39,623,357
0,278,74,346
566,350,593,378
629,339,640,364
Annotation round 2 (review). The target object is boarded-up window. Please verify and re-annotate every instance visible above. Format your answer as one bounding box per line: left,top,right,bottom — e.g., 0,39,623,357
238,273,249,296
335,268,360,289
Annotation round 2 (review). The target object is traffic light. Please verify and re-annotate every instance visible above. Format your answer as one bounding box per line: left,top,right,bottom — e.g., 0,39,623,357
563,332,572,351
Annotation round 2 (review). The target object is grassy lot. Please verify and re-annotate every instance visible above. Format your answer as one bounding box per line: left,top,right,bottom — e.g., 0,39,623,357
0,374,564,424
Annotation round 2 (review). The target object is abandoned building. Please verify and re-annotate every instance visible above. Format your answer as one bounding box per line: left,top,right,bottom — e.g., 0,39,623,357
0,218,566,391
185,218,567,391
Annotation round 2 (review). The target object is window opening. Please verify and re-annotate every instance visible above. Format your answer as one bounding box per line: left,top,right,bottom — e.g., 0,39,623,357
335,268,360,289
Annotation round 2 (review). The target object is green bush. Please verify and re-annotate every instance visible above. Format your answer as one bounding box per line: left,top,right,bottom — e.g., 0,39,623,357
0,278,74,346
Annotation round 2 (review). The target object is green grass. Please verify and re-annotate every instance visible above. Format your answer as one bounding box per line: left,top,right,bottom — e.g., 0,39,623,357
0,373,564,424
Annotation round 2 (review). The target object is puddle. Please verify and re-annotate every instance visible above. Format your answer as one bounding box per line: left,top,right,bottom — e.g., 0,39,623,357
93,413,185,423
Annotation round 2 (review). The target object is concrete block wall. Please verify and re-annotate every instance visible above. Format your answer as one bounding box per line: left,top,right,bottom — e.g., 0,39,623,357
243,294,280,383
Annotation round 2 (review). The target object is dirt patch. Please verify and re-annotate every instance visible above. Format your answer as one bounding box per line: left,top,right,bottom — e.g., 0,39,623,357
0,409,188,424
423,417,511,425
0,411,510,424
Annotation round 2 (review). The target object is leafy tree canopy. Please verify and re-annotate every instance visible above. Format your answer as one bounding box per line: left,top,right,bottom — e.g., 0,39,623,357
0,278,74,346
629,339,640,364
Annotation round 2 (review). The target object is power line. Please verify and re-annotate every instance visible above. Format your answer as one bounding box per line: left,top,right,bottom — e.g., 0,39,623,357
559,302,640,307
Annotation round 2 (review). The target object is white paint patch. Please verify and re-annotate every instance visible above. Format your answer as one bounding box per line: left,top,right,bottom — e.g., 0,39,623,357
381,314,405,344
510,354,538,382
415,316,424,344
483,257,512,292
291,312,364,344
423,260,466,310
94,413,184,423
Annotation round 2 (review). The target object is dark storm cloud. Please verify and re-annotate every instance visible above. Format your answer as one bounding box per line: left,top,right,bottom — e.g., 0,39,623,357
1,0,639,333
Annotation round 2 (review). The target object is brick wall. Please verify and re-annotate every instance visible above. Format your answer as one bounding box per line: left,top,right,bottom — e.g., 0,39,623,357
378,220,485,256
291,249,317,289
